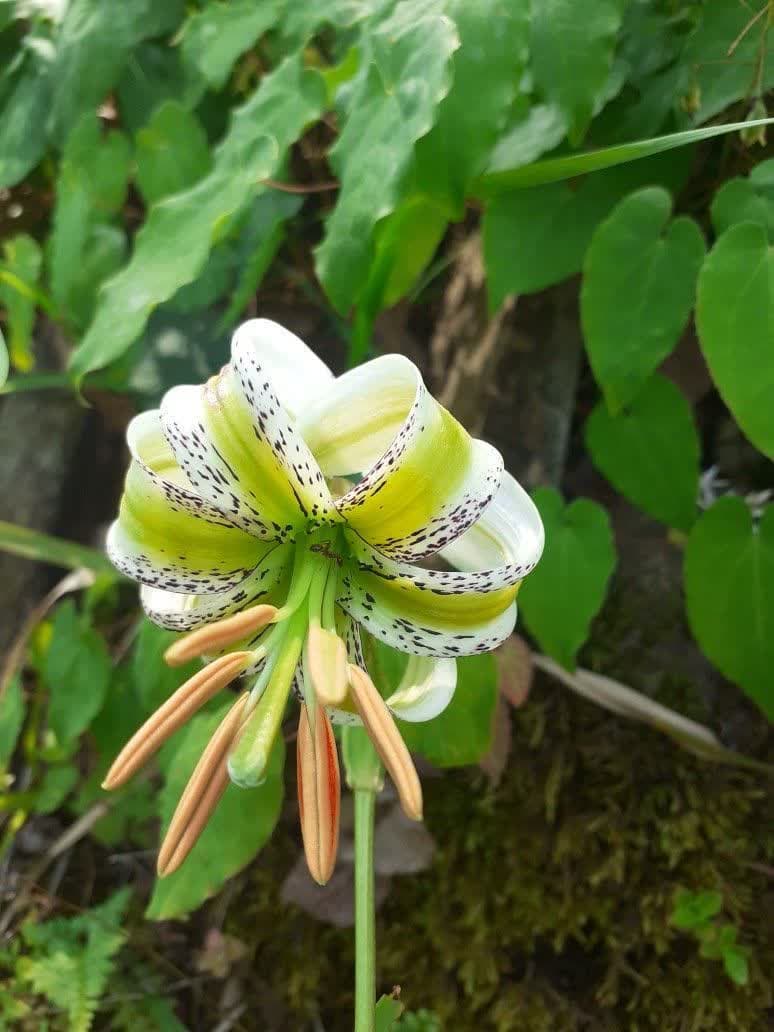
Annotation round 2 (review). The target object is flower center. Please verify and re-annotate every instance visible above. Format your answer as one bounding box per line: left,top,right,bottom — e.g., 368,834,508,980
227,527,351,787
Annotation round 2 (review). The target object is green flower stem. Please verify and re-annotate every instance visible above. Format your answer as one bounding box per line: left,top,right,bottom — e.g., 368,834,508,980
343,725,384,1032
354,786,376,1032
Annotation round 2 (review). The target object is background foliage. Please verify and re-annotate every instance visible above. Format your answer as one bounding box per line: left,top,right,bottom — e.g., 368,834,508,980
0,0,772,1028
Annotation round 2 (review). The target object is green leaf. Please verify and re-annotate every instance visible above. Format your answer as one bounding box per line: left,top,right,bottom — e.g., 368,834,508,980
116,42,196,133
0,519,118,574
483,148,692,306
48,0,184,142
0,675,24,768
135,100,211,205
585,375,700,531
684,498,774,720
48,115,131,318
131,619,197,715
413,0,529,217
315,1,459,313
218,190,302,330
0,35,53,189
42,601,112,745
65,224,126,331
671,889,723,931
180,0,281,90
475,117,774,197
519,488,616,669
485,101,568,178
375,994,405,1031
397,654,499,768
22,888,130,1032
711,160,774,239
696,222,774,458
69,55,325,382
146,700,285,920
681,2,774,123
0,326,7,388
722,944,750,987
530,0,625,145
0,234,42,371
352,194,448,361
34,764,79,814
581,187,705,411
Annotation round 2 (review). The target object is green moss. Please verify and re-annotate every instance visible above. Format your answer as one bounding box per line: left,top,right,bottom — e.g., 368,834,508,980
227,683,773,1031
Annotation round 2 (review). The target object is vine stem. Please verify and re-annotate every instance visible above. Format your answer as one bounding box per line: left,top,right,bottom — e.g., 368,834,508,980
354,787,377,1032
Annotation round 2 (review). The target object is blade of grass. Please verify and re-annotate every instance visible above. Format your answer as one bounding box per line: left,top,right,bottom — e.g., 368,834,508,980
0,520,118,576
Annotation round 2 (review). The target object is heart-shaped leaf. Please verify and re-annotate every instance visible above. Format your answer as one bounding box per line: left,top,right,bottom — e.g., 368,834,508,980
696,222,774,458
518,488,616,669
581,187,705,411
684,497,774,720
585,374,700,530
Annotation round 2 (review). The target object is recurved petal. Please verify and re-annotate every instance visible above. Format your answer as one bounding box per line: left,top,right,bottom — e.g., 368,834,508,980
160,342,337,540
439,471,545,587
386,655,457,722
107,461,271,593
299,355,502,561
231,319,334,420
337,546,518,657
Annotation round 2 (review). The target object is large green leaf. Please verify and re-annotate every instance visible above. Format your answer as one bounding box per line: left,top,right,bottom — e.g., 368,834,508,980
0,36,53,189
397,654,498,768
315,1,459,313
696,222,774,459
65,224,126,331
518,488,616,670
475,117,774,196
585,375,700,531
581,187,705,411
116,42,196,132
180,0,281,90
135,101,211,205
48,0,184,142
483,148,692,307
684,498,774,720
131,619,197,715
0,234,42,371
530,0,624,145
48,115,131,320
146,699,284,920
69,56,325,382
42,601,112,745
413,0,529,217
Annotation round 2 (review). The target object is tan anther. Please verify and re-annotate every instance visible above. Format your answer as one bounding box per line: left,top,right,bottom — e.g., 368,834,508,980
297,703,341,885
164,604,277,667
102,651,250,791
307,625,349,707
347,664,423,821
157,694,248,877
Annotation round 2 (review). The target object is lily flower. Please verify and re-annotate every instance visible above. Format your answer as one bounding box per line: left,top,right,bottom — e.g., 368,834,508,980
102,320,544,883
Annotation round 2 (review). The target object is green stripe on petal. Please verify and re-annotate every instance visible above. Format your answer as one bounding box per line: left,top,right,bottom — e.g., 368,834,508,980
338,557,518,658
108,461,269,593
301,356,502,560
140,543,292,631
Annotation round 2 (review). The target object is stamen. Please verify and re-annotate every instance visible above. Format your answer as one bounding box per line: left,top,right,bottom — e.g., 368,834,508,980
307,625,349,707
297,703,340,885
164,604,277,666
347,663,423,822
102,651,251,791
157,694,248,876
